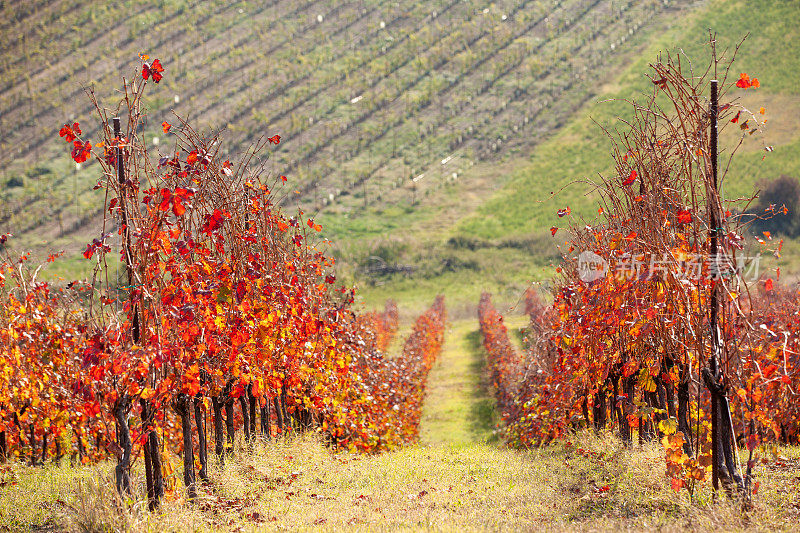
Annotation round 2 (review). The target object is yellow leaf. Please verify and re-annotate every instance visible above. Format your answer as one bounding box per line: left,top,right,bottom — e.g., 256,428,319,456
658,417,678,436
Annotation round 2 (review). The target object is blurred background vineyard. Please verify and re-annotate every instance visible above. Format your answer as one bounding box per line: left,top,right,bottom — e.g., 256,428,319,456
1,0,798,311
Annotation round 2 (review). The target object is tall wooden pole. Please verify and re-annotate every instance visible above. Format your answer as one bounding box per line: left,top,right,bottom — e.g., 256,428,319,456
111,117,136,496
709,80,720,492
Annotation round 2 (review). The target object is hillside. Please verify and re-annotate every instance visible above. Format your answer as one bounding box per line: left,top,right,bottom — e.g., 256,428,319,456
1,0,797,311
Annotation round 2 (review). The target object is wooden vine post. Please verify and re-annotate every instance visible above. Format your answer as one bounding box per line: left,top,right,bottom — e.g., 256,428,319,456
708,79,721,493
704,78,743,495
112,117,133,497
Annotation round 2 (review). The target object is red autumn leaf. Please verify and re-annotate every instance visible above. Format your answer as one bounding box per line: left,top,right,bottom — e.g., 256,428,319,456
186,150,198,165
201,209,225,234
763,364,777,378
162,121,171,133
622,170,637,186
765,278,774,292
236,280,247,302
735,73,759,89
325,274,336,284
550,226,558,236
158,189,173,212
676,209,692,224
268,135,281,145
172,196,187,217
83,244,94,259
625,231,637,241
752,481,760,494
221,160,233,177
59,122,81,142
71,140,92,163
731,111,741,124
746,434,759,452
736,73,750,88
281,175,288,181
670,478,683,492
781,375,791,385
557,207,571,218
142,58,164,83
158,187,194,216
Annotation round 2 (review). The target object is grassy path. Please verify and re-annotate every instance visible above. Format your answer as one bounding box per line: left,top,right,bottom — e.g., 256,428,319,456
419,318,496,445
419,315,529,446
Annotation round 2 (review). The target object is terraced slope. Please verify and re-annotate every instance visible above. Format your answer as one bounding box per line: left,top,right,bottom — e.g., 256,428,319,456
0,0,692,272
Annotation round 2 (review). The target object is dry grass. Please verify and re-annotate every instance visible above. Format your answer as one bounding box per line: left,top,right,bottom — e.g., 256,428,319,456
1,432,799,532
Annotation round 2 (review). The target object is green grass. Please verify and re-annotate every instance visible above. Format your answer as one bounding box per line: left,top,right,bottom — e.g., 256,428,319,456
6,433,800,532
420,318,500,445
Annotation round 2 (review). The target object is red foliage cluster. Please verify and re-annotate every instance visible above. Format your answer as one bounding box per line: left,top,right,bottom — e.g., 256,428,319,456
0,268,104,465
337,296,446,451
58,121,91,163
478,293,522,418
735,284,800,443
477,293,564,447
354,299,400,354
480,55,794,497
0,59,448,505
